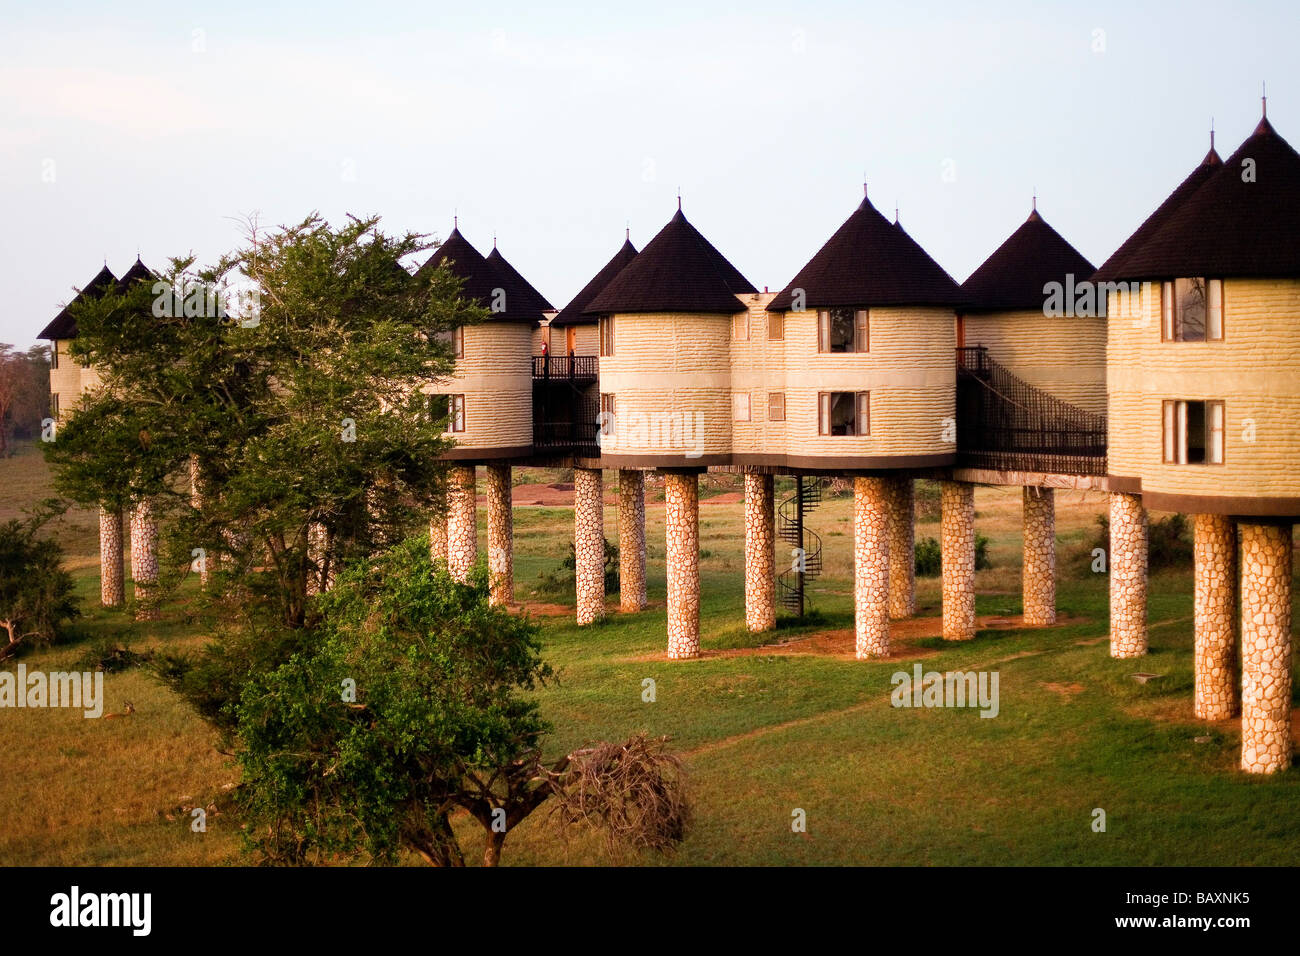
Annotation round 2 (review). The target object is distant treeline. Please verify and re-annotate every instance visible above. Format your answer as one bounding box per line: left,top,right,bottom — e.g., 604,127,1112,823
0,344,51,454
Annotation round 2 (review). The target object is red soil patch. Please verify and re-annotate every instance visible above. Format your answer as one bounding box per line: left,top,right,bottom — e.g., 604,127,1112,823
628,613,1087,662
1041,681,1085,698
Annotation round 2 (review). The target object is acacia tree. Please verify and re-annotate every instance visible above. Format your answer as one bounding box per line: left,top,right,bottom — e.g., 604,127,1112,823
173,537,689,866
45,214,483,626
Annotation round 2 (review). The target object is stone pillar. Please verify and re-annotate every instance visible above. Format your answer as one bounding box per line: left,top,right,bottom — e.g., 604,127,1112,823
618,470,647,613
574,468,604,625
189,455,211,588
305,522,332,596
854,476,890,658
485,464,513,606
665,472,700,659
1022,487,1056,626
941,480,976,641
447,465,477,583
129,499,159,621
1194,514,1238,721
886,476,916,620
429,508,448,566
1239,522,1293,775
1108,491,1148,658
744,473,775,633
99,506,124,607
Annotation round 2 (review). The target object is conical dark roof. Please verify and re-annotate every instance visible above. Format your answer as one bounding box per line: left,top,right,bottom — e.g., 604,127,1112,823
1097,117,1300,280
38,265,117,339
552,238,638,327
116,257,155,292
1092,144,1223,282
414,228,543,323
960,208,1097,311
585,209,755,315
768,194,961,311
486,246,554,319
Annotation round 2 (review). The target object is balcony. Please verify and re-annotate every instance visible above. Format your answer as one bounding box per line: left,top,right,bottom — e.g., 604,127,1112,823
532,354,599,381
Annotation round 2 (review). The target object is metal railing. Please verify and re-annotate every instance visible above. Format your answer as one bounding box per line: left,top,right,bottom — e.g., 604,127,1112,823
532,354,599,380
955,346,1107,476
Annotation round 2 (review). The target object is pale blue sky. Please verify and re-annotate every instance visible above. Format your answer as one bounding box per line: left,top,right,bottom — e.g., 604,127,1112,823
2,0,1295,346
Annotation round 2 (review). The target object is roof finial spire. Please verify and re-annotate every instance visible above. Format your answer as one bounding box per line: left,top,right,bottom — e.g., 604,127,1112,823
677,187,681,211
453,208,458,230
1262,80,1267,118
1032,188,1036,212
626,220,630,241
894,200,898,223
1210,116,1215,150
493,233,497,249
863,176,868,197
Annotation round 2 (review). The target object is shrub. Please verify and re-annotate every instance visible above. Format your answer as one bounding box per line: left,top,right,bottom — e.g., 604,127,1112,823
1072,512,1192,574
534,537,620,597
915,533,992,577
0,511,79,659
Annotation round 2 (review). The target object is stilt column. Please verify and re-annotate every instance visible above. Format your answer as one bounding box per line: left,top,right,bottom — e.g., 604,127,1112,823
1194,514,1238,721
485,463,513,606
130,499,159,621
447,465,477,583
1022,487,1056,626
1108,491,1148,658
1239,522,1293,775
854,476,890,658
99,506,124,607
618,470,647,612
941,480,976,641
665,472,700,659
574,467,604,625
886,477,916,620
429,506,448,566
744,473,775,632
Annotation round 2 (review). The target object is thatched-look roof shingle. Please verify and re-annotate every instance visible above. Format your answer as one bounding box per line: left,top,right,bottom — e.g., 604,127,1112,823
768,194,961,311
553,238,637,327
1095,117,1300,281
961,208,1097,312
585,209,755,315
38,265,118,340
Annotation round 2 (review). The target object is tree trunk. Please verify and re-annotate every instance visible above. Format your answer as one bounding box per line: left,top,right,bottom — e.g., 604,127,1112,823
483,831,506,867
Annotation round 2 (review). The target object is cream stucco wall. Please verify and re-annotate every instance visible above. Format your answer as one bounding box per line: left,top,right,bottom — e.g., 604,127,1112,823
776,306,956,460
49,339,103,419
1107,278,1300,503
597,310,733,459
437,322,533,451
963,309,1106,414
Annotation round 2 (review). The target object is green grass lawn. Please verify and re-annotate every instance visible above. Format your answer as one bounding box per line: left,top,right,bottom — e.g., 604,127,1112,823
2,442,1297,866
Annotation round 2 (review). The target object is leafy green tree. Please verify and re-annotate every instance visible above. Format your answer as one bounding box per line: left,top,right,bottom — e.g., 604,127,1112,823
158,538,690,866
45,214,482,626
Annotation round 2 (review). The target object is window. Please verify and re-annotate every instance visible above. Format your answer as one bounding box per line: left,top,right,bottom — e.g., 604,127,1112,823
599,393,616,437
1162,400,1223,464
732,312,749,341
50,343,58,370
1161,278,1223,342
733,392,751,421
818,391,869,436
441,394,464,433
453,326,464,359
50,392,59,419
767,391,785,422
817,308,869,352
768,311,784,341
599,315,615,356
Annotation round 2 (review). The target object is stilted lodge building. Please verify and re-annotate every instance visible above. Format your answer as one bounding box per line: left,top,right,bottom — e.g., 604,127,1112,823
38,106,1300,775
